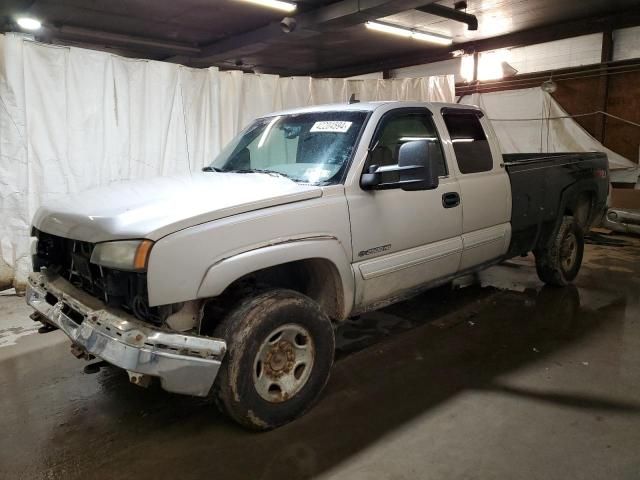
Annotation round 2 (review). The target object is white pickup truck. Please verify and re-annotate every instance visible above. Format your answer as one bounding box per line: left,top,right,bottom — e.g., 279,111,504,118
27,101,608,429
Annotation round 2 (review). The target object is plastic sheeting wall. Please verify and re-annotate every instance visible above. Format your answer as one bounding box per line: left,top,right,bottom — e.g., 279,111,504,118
0,33,454,289
460,87,638,176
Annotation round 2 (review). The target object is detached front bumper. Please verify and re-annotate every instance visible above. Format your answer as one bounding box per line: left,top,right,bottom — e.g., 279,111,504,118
26,272,226,397
602,208,640,235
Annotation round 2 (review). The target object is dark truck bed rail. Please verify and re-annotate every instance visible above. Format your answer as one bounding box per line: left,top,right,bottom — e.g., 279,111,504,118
503,152,609,258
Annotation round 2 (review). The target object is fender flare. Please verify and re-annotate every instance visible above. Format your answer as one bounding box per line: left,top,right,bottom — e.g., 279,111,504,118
555,180,598,232
196,238,355,319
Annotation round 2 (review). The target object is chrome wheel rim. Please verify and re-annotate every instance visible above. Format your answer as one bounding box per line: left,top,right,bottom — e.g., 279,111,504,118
561,232,578,271
253,324,315,403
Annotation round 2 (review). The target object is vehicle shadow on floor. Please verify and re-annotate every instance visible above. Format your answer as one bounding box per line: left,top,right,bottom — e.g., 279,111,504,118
22,269,636,480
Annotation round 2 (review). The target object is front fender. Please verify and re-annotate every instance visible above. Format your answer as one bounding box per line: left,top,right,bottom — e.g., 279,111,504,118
196,238,355,319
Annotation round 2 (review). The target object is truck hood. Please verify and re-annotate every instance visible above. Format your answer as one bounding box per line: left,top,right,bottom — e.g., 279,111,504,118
33,173,323,243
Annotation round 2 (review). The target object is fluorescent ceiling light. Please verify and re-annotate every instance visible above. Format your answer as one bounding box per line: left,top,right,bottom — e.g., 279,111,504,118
16,17,42,30
240,0,297,12
366,21,411,38
411,31,453,46
452,138,474,143
366,21,452,46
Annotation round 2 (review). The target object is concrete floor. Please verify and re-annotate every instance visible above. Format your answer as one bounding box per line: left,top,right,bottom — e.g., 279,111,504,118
1,235,639,480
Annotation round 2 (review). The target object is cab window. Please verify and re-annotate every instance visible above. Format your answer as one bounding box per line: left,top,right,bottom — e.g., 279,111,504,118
442,110,493,174
365,111,448,180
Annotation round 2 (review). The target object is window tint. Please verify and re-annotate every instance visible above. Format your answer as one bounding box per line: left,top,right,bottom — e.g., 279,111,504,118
366,112,447,179
442,111,493,174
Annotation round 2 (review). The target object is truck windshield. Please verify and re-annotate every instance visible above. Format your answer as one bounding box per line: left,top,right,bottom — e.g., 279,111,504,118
208,111,368,185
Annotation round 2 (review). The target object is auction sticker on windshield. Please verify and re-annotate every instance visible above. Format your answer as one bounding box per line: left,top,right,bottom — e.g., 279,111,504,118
310,121,352,133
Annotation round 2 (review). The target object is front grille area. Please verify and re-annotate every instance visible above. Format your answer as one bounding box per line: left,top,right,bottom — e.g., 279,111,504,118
32,230,161,324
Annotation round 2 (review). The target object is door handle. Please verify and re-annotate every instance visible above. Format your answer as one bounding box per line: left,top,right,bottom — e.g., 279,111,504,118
442,192,460,208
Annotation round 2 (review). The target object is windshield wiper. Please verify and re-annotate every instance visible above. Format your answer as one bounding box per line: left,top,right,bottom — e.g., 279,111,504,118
202,166,223,172
229,169,292,179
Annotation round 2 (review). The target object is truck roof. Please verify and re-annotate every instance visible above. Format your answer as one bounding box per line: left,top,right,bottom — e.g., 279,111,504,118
264,101,480,117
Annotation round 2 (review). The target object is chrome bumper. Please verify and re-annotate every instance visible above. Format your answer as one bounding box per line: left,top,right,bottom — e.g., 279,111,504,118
602,208,640,235
26,272,226,397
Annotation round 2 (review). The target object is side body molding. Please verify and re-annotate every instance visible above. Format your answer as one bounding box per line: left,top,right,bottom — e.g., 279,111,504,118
196,238,356,320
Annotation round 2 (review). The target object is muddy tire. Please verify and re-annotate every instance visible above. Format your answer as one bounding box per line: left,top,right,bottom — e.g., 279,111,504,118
212,289,335,430
534,216,584,287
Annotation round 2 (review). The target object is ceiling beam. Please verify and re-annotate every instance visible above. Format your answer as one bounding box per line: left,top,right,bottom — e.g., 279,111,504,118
194,0,439,64
53,25,201,55
416,4,478,30
313,7,640,78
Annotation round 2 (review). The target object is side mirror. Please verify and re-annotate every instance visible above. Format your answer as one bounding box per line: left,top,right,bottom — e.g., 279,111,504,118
360,164,381,189
360,141,440,191
397,140,439,191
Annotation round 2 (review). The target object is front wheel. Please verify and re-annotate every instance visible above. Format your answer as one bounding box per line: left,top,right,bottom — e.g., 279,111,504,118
534,216,584,287
212,289,335,430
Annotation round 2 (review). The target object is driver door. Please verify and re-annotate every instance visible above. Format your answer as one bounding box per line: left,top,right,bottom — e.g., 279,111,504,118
346,108,463,310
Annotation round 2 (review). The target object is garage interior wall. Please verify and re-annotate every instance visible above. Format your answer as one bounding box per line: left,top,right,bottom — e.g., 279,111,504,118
553,74,640,165
390,33,607,82
513,27,640,165
0,32,454,290
391,29,640,166
459,87,637,176
508,34,604,74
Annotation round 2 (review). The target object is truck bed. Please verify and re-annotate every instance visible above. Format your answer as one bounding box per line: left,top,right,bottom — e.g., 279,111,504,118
503,152,609,257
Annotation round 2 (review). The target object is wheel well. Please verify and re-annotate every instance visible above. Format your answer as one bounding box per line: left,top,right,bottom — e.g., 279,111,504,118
201,259,345,334
564,191,595,230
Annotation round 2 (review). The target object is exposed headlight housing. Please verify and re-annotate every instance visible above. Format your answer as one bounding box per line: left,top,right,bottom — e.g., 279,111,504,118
90,240,154,271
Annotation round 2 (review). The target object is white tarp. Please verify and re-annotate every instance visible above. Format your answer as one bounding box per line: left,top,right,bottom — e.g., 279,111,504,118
0,33,454,289
459,88,639,180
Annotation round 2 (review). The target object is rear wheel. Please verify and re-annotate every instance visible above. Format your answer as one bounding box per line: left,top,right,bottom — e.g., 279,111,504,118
535,216,584,287
212,289,335,430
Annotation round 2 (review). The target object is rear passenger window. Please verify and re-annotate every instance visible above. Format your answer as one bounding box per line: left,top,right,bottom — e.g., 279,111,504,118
442,111,493,174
